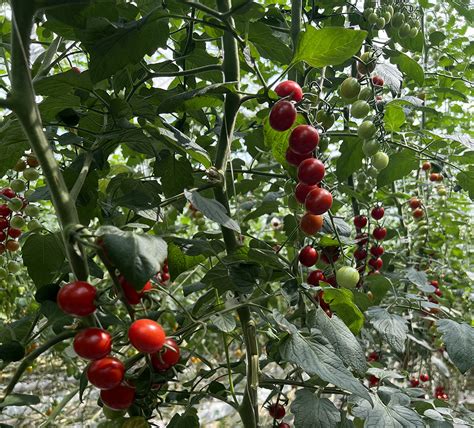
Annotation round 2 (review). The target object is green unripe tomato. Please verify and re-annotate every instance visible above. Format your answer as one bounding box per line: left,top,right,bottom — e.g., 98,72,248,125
358,87,373,101
362,140,380,157
426,14,433,22
351,100,370,119
24,204,40,217
103,407,127,420
368,12,378,25
437,186,447,196
357,181,367,192
398,23,411,38
316,110,335,130
10,179,26,193
27,219,42,231
336,266,360,289
409,27,418,38
382,11,392,22
7,274,16,285
23,168,40,182
10,215,26,229
357,121,377,139
7,261,21,274
375,17,386,29
372,151,390,170
363,7,374,18
386,5,394,15
0,268,7,279
24,189,35,198
356,172,366,185
7,198,23,212
391,12,404,28
437,18,443,26
340,77,361,100
367,166,379,178
357,52,376,74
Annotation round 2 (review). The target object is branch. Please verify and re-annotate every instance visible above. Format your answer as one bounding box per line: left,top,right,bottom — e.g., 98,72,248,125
70,152,93,202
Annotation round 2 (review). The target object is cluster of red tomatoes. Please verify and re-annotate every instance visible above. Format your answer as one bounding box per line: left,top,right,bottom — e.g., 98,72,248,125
422,161,443,183
56,276,180,411
269,80,333,237
409,372,429,387
427,279,443,307
267,402,289,427
408,196,424,219
353,206,386,275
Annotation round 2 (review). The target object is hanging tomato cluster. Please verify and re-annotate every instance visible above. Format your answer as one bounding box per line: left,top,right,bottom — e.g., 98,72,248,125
56,264,180,411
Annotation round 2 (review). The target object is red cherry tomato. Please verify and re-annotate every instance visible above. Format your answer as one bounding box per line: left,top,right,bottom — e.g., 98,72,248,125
118,275,152,305
285,149,312,166
278,423,290,428
371,206,384,220
275,80,303,102
73,328,111,360
5,240,19,252
57,281,97,316
151,338,181,372
299,213,323,235
369,257,383,270
305,187,333,215
410,378,420,387
354,247,367,260
422,162,431,171
0,205,11,217
430,280,439,288
412,208,424,219
434,288,442,297
307,269,325,286
289,125,319,154
0,217,9,230
370,245,384,257
268,403,286,419
420,373,429,382
128,319,166,354
353,215,368,228
1,188,16,199
372,226,387,241
371,76,384,86
367,351,379,362
0,231,5,241
356,233,369,245
298,245,318,267
7,228,21,239
87,356,125,390
369,375,379,387
294,182,319,204
409,197,422,209
297,158,325,185
269,101,297,131
100,382,135,410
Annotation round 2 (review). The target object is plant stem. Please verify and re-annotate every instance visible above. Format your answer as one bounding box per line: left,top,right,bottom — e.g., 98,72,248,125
289,0,303,84
9,1,88,280
214,1,258,426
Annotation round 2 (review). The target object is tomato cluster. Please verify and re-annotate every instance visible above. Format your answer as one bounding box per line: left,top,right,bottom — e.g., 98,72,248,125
408,197,424,220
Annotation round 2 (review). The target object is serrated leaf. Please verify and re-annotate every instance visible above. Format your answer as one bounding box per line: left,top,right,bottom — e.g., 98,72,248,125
384,49,424,86
210,312,236,333
405,267,428,287
436,319,474,374
184,190,240,233
294,27,367,67
322,288,365,335
291,389,341,428
98,226,167,290
384,104,406,132
375,63,402,92
456,166,474,199
367,307,408,353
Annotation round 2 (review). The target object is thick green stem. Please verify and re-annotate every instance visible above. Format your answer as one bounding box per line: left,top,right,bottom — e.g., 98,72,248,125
289,0,303,84
214,1,258,426
10,1,88,280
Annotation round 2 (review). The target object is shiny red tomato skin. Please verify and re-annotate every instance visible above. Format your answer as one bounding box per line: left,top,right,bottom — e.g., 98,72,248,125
285,149,312,166
369,257,383,270
0,217,9,230
307,269,325,286
371,206,384,220
372,76,384,86
422,162,431,171
356,233,369,245
373,226,387,241
128,319,166,353
370,245,384,257
409,198,422,209
1,188,16,199
269,101,297,131
294,182,319,204
412,208,424,218
151,338,181,371
298,245,318,267
0,205,11,217
275,80,303,102
305,187,333,215
73,328,112,360
87,356,125,390
299,213,324,235
353,215,368,228
278,423,290,428
118,275,152,305
100,382,135,410
297,158,325,185
289,125,319,154
269,403,286,419
7,228,21,238
57,281,97,316
354,247,367,260
410,378,420,387
420,373,429,382
430,280,439,288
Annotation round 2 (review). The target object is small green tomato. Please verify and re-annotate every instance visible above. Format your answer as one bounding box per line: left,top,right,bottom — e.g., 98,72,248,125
7,198,23,212
7,261,21,274
357,121,377,139
10,216,26,229
362,140,380,157
10,179,26,193
336,266,360,289
372,152,390,170
27,219,42,231
23,168,40,182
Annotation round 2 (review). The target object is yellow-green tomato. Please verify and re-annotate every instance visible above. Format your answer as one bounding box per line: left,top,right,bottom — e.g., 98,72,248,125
362,140,380,157
351,100,370,119
372,152,390,170
336,266,360,289
357,121,377,139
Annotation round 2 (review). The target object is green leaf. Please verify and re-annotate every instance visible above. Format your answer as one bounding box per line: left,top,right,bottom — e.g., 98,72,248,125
184,190,241,233
309,309,367,375
98,226,168,290
210,312,236,333
0,394,40,409
364,274,391,305
81,9,169,82
22,233,66,288
384,49,424,85
336,137,364,180
110,177,161,210
352,394,425,427
456,166,474,199
167,407,199,428
276,314,371,403
0,119,29,177
436,319,474,374
247,22,293,64
322,288,365,335
384,104,406,132
377,149,418,188
291,389,341,428
167,242,205,279
367,307,408,353
294,27,367,67
429,31,446,46
156,153,194,200
0,341,25,362
446,0,474,23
